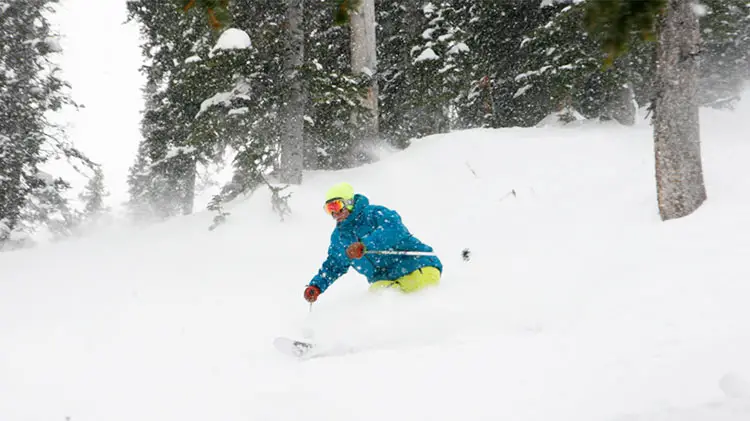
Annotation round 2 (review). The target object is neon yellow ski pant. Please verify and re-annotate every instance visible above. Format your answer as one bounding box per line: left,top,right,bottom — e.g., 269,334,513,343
368,266,441,293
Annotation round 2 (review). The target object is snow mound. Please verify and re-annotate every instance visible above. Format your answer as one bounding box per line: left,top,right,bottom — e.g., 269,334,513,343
720,373,750,399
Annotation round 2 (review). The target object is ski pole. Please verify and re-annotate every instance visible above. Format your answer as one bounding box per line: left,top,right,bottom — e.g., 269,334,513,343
366,250,438,257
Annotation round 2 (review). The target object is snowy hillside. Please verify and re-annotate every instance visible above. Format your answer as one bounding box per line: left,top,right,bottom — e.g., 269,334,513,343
2,98,750,421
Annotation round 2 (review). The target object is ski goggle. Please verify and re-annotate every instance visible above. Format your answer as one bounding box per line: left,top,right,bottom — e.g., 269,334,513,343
324,198,347,215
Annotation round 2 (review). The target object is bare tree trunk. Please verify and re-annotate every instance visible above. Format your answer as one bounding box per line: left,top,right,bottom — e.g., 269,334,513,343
280,0,304,184
350,0,378,156
653,0,706,220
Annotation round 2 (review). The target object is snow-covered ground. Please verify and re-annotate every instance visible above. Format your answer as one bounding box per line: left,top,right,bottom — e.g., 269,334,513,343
2,98,750,421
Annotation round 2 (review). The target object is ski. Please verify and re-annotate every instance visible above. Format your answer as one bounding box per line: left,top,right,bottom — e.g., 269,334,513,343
273,336,359,360
273,336,316,359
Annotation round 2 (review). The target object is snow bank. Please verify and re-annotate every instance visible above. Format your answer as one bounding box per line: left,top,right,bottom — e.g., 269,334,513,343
1,96,750,421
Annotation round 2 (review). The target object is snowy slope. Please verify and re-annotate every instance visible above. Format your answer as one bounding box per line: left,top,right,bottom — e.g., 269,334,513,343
2,98,750,421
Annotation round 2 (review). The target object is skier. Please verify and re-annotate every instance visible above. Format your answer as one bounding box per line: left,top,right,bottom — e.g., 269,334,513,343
303,182,443,303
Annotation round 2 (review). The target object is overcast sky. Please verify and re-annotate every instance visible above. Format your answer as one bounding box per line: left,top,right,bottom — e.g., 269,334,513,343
51,0,145,207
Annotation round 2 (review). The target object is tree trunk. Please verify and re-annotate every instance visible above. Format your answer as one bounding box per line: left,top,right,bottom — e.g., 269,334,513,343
303,132,319,170
653,0,707,220
350,0,378,156
610,82,636,126
181,156,196,215
280,0,304,184
0,153,23,244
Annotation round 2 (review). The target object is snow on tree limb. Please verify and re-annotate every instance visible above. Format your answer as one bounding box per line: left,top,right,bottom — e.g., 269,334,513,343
414,48,439,63
447,42,469,55
513,84,533,98
209,27,251,57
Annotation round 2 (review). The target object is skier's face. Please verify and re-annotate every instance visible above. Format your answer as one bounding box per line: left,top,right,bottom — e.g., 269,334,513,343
325,198,351,223
332,208,350,223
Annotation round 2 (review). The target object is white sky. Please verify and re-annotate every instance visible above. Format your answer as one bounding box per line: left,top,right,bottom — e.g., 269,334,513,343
50,0,145,207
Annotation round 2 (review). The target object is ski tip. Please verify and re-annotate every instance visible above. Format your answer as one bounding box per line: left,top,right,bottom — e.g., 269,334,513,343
273,336,315,359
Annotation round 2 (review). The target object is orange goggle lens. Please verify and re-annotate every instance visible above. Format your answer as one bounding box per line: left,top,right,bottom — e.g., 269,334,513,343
324,199,346,215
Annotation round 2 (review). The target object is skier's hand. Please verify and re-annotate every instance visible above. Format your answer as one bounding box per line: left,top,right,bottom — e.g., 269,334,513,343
346,242,365,259
304,285,321,303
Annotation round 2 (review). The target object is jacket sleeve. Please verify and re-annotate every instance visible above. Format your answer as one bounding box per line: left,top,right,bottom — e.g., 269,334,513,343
360,207,410,252
309,234,350,293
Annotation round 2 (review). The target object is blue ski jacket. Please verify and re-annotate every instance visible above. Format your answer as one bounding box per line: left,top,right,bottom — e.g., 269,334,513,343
309,194,442,293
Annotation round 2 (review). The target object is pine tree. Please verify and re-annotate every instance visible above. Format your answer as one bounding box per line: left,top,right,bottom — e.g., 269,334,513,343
698,0,750,107
160,0,387,204
188,0,370,195
412,1,472,133
500,0,748,126
0,0,92,247
377,0,421,146
509,1,651,126
80,167,110,217
304,0,369,169
455,0,561,128
21,174,79,241
177,0,301,206
378,0,472,146
452,0,496,129
454,0,649,128
198,0,288,198
126,136,157,221
127,0,227,218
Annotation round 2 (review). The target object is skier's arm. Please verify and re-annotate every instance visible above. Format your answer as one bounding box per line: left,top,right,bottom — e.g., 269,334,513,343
309,238,350,293
360,207,410,252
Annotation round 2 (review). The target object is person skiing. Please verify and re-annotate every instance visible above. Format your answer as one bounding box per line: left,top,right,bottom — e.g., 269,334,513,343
303,182,443,303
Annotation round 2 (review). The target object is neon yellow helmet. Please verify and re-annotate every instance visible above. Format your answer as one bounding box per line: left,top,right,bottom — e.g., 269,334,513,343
325,182,355,210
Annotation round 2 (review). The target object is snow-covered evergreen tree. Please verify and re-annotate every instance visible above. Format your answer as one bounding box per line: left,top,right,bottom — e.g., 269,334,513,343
127,0,233,218
510,1,650,126
20,174,79,242
80,167,110,217
196,0,287,201
699,0,750,107
0,0,93,248
454,0,560,128
183,0,371,204
506,0,749,125
304,0,370,169
378,0,471,146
